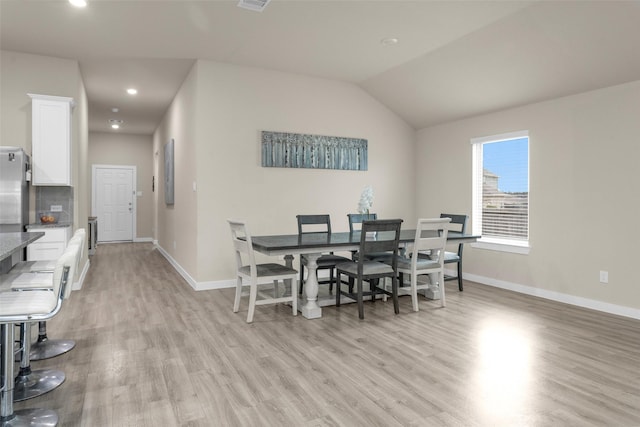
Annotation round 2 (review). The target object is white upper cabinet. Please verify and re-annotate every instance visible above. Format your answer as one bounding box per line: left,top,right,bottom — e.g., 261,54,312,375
29,93,74,186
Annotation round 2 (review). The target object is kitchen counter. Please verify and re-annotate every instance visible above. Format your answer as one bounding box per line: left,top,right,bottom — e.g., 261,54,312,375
0,231,45,261
26,222,72,230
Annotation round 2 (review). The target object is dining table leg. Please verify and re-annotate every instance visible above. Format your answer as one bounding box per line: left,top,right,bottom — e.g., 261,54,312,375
299,252,322,319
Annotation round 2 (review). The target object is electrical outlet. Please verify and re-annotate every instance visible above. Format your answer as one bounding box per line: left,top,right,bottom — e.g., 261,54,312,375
173,241,177,250
50,205,62,212
599,270,608,284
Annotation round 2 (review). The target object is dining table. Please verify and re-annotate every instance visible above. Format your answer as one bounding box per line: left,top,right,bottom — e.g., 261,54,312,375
0,231,45,274
251,229,479,319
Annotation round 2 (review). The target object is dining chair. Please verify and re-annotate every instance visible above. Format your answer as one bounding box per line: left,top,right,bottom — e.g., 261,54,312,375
335,219,403,319
385,218,450,311
419,214,468,291
296,214,350,294
228,219,298,323
347,212,390,260
347,213,378,233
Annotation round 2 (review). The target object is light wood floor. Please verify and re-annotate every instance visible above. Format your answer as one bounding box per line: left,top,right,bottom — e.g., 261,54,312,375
14,242,640,426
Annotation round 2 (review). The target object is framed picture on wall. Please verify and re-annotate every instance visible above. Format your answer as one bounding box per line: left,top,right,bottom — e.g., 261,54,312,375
164,138,174,205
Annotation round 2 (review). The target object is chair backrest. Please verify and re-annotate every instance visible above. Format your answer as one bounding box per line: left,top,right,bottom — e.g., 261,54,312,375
348,213,378,233
297,214,332,235
72,228,87,260
440,213,468,254
52,243,80,301
67,228,86,275
228,219,257,278
358,219,403,267
408,218,451,266
61,241,82,299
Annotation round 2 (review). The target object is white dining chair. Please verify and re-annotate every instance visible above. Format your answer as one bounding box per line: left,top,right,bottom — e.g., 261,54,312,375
228,219,298,323
387,218,450,311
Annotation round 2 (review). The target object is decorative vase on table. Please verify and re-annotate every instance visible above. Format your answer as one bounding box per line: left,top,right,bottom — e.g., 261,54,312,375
358,186,376,238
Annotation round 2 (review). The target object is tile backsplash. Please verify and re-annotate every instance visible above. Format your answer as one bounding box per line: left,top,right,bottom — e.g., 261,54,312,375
36,186,74,223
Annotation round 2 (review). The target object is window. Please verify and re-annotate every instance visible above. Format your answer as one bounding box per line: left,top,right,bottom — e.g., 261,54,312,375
471,131,529,253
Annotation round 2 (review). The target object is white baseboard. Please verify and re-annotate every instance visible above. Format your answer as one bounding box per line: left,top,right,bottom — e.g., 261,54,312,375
151,251,640,320
155,243,198,290
462,271,640,320
154,243,236,291
73,258,90,291
134,237,154,243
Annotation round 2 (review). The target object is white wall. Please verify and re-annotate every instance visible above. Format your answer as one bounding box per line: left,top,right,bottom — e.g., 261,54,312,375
154,60,416,284
1,50,90,283
417,80,640,315
89,132,154,239
153,63,199,278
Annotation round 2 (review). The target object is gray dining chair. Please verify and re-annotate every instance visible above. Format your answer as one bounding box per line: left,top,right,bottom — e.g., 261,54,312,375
335,219,403,319
297,214,350,294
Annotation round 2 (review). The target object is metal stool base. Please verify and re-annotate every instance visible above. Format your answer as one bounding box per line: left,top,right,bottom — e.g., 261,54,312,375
13,370,65,402
0,408,58,426
29,340,75,361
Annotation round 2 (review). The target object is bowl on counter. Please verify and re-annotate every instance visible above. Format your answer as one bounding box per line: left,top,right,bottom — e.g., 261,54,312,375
39,211,60,224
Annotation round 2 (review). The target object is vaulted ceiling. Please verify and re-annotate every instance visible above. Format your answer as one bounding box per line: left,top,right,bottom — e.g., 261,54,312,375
2,1,639,135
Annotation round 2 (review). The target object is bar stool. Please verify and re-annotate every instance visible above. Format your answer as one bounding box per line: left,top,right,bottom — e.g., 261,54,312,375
3,244,79,402
5,229,85,361
0,247,74,425
31,229,85,361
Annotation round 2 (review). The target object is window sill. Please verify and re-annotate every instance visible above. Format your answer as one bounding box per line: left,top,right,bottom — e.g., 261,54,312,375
471,239,530,255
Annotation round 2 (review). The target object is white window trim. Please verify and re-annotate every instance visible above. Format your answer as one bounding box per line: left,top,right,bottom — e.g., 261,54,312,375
471,130,530,255
471,239,531,255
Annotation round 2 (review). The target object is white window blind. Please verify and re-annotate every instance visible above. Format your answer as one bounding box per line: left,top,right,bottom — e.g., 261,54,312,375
472,131,529,248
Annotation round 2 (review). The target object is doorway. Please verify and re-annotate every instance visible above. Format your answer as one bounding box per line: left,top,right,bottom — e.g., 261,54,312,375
92,165,137,242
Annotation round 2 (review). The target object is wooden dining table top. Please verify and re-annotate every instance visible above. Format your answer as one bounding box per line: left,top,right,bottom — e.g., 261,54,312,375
250,229,479,255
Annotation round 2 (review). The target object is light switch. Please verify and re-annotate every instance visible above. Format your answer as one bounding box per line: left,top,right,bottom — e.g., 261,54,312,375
136,191,143,197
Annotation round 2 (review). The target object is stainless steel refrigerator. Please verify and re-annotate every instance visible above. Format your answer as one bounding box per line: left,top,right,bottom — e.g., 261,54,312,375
1,146,31,271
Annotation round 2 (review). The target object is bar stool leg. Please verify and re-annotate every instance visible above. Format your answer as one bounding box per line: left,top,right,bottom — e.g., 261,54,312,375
29,321,75,361
1,324,58,426
12,323,65,402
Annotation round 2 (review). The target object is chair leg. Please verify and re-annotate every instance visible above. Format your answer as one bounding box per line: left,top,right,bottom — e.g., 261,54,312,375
29,321,76,361
357,278,364,319
299,263,305,294
457,262,463,291
391,275,399,315
440,271,446,308
233,277,242,313
0,324,59,425
410,272,419,312
247,282,258,323
13,322,65,402
328,269,334,293
335,273,341,307
291,279,298,316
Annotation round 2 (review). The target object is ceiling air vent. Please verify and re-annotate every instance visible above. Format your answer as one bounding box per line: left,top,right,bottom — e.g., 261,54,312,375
237,0,271,12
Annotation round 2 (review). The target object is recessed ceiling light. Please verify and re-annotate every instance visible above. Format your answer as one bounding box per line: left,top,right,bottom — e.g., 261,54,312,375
109,119,123,129
111,107,119,113
126,88,138,95
69,0,87,8
380,37,399,46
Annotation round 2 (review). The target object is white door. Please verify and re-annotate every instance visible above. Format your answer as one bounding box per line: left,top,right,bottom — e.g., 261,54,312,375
93,166,135,242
